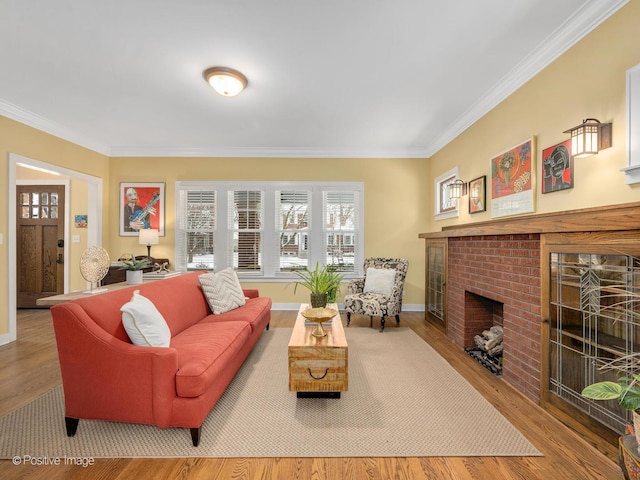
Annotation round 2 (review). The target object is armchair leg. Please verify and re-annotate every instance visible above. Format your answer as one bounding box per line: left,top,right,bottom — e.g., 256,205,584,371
380,317,386,332
370,316,373,328
346,312,351,326
190,427,201,446
395,314,400,326
65,417,79,437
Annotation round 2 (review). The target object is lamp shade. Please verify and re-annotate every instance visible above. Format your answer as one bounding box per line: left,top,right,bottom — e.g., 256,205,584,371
203,67,248,97
139,228,159,246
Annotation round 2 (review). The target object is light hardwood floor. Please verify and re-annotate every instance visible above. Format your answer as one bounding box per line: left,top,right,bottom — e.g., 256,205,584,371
0,309,623,479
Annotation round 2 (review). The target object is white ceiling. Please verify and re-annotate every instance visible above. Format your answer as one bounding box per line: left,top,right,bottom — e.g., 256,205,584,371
0,0,628,158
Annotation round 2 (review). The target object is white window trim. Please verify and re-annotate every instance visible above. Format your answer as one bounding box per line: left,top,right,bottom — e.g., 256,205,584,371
175,181,365,281
623,62,640,184
434,166,460,220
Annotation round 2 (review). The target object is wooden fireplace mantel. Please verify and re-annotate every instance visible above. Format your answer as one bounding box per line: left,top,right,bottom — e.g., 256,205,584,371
419,201,640,239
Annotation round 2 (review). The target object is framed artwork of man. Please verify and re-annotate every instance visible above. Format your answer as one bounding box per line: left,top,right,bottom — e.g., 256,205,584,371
119,182,165,236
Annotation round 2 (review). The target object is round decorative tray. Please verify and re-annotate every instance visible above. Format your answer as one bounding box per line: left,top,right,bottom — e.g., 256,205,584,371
301,307,338,337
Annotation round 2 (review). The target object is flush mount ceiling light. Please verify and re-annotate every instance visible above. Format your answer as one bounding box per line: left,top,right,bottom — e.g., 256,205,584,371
203,66,248,97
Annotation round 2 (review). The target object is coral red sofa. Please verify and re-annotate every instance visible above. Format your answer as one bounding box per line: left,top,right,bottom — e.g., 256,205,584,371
50,271,271,446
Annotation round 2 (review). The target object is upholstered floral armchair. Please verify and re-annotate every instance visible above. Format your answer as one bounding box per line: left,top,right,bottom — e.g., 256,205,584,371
343,258,409,332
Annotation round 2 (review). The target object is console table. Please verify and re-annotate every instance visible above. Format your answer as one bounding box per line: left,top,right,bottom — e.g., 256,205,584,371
102,256,169,285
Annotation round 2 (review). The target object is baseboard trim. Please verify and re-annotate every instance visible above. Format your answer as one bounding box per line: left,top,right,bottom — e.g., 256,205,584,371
271,303,425,312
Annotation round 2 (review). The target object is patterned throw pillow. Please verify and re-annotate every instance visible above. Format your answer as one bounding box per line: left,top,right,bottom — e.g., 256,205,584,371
199,268,247,314
363,268,396,296
121,290,171,347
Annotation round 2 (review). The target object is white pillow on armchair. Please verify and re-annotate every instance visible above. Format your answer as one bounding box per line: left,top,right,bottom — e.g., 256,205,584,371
363,268,396,296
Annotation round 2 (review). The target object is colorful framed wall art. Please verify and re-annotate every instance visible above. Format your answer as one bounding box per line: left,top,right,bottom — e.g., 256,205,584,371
542,139,573,193
490,137,535,218
119,182,165,236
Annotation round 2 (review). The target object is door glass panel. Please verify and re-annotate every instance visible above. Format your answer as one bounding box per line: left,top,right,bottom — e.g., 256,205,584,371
41,207,49,219
31,193,39,205
31,207,39,218
41,193,49,205
427,244,445,321
50,193,58,205
50,206,58,219
20,206,29,219
21,193,30,205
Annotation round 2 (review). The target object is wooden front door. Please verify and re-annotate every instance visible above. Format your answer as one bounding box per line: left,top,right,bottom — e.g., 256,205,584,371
17,185,65,308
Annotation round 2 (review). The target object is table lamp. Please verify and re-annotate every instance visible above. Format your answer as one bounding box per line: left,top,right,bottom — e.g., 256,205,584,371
139,228,159,262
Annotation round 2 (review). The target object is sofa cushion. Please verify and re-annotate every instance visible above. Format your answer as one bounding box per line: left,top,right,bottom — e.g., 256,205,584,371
172,321,251,397
199,268,246,314
363,267,395,296
200,296,272,334
120,290,171,347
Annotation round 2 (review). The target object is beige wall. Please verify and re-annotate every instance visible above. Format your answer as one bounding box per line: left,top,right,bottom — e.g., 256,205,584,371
0,117,109,336
427,0,640,230
108,156,430,305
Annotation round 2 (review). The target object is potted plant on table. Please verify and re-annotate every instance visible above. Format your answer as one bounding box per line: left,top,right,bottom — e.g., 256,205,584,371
292,262,343,308
118,254,152,285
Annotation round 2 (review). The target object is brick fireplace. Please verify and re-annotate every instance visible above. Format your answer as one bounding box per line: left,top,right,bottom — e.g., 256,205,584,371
447,234,541,403
421,202,640,436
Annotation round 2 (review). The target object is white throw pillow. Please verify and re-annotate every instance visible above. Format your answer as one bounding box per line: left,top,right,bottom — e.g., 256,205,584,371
363,268,396,296
199,268,246,314
120,290,171,347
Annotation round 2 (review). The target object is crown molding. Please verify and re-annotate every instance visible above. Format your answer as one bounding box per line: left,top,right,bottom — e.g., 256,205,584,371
424,0,630,157
0,99,110,155
0,0,628,160
106,145,429,159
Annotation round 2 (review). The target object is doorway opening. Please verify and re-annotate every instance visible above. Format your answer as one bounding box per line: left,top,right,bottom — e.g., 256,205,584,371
4,153,103,345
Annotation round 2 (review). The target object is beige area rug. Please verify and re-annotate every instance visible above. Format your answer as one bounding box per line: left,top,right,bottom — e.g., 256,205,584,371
0,327,541,458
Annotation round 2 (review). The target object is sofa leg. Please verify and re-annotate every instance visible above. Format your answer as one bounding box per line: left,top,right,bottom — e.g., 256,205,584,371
65,417,79,437
266,322,270,331
190,427,201,447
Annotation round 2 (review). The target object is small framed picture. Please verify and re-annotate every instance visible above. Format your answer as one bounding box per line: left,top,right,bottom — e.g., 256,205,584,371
75,214,88,228
468,176,486,214
542,139,573,193
119,182,165,236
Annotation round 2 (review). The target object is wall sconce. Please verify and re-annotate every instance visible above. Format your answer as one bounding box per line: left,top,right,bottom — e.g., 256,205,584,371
448,179,467,199
563,118,612,158
139,228,159,262
203,66,248,97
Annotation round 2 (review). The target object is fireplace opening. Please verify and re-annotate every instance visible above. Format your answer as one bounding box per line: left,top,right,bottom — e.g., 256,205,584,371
463,292,504,376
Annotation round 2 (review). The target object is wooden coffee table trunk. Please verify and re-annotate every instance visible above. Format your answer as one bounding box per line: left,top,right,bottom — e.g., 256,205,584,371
288,304,348,398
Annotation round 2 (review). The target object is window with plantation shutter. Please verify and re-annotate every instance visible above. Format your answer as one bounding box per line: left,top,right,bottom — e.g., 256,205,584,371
323,190,358,273
175,189,216,271
229,190,263,274
175,181,363,279
276,190,310,272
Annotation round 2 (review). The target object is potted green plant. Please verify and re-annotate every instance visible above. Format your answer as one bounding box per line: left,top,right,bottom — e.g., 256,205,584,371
292,262,343,308
581,279,640,445
582,355,640,438
118,255,151,285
